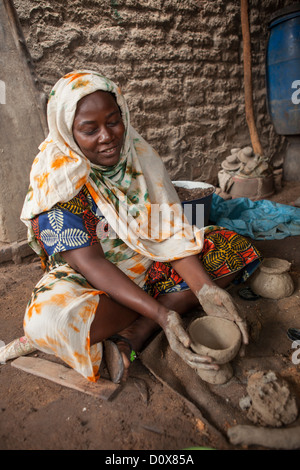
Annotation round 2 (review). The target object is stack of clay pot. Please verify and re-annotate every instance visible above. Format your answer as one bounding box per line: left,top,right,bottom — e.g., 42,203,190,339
221,146,270,177
218,146,274,200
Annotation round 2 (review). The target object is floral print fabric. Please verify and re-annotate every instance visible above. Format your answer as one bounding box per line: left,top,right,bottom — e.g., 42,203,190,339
32,185,104,258
144,229,262,298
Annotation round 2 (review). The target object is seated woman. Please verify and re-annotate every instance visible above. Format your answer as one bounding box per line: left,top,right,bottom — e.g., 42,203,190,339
18,70,262,383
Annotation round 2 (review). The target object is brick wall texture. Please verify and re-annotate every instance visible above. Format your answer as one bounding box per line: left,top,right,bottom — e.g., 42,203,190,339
14,0,293,184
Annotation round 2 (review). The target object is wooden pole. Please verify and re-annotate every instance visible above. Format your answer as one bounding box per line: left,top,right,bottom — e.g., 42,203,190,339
3,0,48,135
241,0,264,156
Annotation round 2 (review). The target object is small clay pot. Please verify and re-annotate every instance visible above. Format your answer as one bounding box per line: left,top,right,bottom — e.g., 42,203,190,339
188,316,242,385
189,316,242,364
250,257,294,300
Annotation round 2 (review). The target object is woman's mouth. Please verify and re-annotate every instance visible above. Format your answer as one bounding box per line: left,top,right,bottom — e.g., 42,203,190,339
98,145,119,157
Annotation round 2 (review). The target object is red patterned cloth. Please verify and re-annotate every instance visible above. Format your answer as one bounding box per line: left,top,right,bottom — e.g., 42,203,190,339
143,229,262,298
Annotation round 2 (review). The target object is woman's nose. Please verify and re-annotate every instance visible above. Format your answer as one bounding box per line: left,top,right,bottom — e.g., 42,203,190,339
97,127,112,143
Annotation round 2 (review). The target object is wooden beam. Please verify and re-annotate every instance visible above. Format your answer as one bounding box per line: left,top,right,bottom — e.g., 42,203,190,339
11,356,119,400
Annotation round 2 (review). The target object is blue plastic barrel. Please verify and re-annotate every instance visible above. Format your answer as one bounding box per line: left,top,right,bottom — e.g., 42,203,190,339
266,4,300,135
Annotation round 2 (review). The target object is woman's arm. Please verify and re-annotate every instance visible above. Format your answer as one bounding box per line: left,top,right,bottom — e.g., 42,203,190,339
171,254,214,293
62,243,168,328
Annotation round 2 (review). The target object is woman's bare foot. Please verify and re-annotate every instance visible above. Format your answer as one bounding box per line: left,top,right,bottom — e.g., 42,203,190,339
116,316,159,380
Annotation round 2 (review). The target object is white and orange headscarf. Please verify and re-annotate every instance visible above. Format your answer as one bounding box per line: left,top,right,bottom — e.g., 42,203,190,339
21,70,204,281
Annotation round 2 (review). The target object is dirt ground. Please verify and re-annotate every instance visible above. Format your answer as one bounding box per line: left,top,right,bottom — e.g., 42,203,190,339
0,181,300,451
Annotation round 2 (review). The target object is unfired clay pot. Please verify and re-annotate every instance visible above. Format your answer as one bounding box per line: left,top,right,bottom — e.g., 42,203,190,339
229,174,274,200
188,316,242,385
250,257,294,300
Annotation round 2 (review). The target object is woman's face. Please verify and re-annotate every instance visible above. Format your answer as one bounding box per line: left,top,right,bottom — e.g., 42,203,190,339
72,90,125,166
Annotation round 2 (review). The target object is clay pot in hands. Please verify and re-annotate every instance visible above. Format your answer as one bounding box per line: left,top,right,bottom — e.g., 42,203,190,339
188,316,242,385
250,257,294,300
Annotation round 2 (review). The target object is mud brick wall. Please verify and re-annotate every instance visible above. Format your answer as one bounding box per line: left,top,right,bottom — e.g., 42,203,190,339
14,0,292,184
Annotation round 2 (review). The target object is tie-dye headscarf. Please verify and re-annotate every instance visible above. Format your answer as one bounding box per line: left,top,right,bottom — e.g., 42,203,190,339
21,70,204,272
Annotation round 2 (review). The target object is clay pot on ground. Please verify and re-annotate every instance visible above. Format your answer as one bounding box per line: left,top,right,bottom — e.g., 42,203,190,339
188,316,242,385
228,174,274,200
250,257,294,300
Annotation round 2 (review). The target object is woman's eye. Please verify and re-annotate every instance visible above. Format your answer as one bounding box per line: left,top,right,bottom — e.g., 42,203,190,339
108,120,120,127
83,129,97,135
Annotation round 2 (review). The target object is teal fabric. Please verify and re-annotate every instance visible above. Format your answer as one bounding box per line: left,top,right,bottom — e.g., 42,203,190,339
210,194,300,240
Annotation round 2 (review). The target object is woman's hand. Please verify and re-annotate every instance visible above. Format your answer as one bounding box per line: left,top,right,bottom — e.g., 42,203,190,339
170,256,248,350
162,310,219,371
196,283,249,345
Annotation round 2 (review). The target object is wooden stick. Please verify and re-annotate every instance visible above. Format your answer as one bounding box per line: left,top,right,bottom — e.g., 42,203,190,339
11,356,119,400
241,0,264,156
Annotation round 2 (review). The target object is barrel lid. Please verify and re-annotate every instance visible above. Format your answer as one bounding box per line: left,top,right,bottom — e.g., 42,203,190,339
269,3,300,26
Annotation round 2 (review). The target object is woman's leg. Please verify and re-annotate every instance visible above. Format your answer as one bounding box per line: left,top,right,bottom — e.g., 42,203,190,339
90,294,158,378
90,294,139,346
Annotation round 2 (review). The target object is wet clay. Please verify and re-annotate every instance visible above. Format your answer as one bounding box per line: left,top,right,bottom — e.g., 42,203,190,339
175,187,214,202
239,370,298,427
